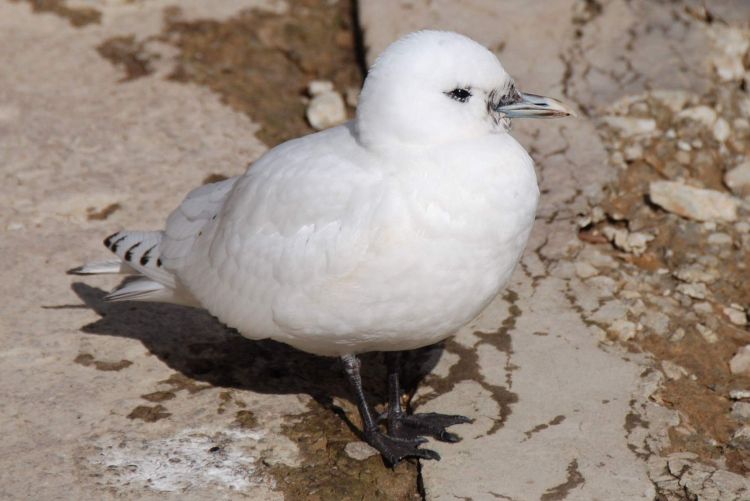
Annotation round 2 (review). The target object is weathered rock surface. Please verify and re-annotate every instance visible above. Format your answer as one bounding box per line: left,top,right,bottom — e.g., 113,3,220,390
649,181,739,222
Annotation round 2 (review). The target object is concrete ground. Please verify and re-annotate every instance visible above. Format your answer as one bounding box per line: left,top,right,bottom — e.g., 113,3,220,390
2,0,750,499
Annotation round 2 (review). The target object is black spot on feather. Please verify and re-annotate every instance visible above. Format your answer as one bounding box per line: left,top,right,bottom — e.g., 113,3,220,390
140,245,156,266
124,242,141,261
103,232,120,248
110,235,127,252
156,258,163,267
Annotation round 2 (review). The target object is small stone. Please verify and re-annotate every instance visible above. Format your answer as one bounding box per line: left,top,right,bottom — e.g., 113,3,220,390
713,118,731,142
707,232,732,246
729,345,750,375
601,226,654,255
603,116,657,137
731,426,750,449
662,360,688,380
735,221,750,233
306,89,346,130
575,261,598,279
710,27,749,82
649,181,739,222
723,306,747,326
696,323,718,343
730,389,750,400
677,106,717,128
623,143,643,161
669,328,686,342
731,402,750,421
724,161,750,197
676,282,708,300
673,265,719,284
677,140,692,152
609,319,636,341
649,90,691,113
6,222,24,231
344,441,378,461
344,87,359,108
307,80,334,96
693,302,713,314
641,310,670,335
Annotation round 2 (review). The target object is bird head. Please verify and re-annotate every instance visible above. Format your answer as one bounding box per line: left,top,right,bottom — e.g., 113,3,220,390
356,30,575,150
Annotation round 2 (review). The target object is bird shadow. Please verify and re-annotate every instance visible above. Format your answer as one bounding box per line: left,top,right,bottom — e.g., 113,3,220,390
69,282,443,431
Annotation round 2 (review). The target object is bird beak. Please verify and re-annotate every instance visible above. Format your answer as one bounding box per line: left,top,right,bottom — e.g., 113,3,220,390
496,92,576,119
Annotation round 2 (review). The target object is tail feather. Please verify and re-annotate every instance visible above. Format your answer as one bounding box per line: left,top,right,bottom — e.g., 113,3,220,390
72,229,198,306
102,230,176,288
68,260,134,275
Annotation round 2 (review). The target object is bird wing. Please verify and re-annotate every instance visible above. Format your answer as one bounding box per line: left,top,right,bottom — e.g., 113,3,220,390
160,125,385,336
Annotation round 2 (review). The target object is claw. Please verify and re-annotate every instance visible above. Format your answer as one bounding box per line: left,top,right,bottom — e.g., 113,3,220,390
389,412,473,442
364,430,440,466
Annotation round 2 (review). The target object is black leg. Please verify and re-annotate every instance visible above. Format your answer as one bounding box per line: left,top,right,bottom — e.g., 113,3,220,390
341,354,440,466
384,351,473,443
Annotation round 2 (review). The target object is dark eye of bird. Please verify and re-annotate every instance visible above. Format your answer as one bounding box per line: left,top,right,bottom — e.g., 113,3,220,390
446,88,472,103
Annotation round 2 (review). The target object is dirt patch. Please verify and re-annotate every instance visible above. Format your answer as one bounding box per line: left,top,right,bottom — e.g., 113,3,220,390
12,0,100,27
74,353,132,371
540,458,585,501
581,76,750,475
418,290,520,436
266,400,420,501
86,203,121,221
140,390,176,403
97,37,155,82
164,0,362,147
127,404,171,422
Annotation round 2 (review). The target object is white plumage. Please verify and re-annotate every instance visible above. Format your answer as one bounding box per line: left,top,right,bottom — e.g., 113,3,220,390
75,30,574,357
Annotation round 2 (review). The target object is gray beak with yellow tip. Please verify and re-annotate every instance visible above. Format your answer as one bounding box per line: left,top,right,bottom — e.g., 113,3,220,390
497,92,576,118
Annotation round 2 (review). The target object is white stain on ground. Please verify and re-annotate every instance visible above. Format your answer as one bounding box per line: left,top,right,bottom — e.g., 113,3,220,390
90,427,268,492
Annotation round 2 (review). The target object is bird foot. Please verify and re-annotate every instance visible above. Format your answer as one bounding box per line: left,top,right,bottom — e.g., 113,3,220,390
364,429,440,466
385,412,474,443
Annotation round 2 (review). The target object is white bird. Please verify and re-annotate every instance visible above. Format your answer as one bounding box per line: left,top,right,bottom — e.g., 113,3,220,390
71,30,574,465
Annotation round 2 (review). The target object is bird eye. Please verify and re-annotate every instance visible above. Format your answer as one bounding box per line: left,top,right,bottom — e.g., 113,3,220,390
446,88,472,103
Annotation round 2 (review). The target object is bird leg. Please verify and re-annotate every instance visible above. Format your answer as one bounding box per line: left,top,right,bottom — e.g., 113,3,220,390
383,351,473,443
341,354,440,466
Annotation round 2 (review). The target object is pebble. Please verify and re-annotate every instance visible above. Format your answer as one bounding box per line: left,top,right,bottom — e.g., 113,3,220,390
731,402,750,421
731,426,750,448
649,90,691,113
641,311,670,336
724,161,750,197
669,328,686,342
676,282,708,300
677,105,717,128
601,226,654,255
662,360,689,380
710,26,749,81
713,118,731,142
344,441,378,461
673,265,718,284
575,261,599,279
730,389,750,400
723,306,747,326
729,345,750,375
306,80,346,130
623,143,643,161
649,181,739,222
344,87,360,108
308,80,334,95
696,323,718,344
603,116,657,137
707,232,733,246
693,301,713,314
609,319,636,341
